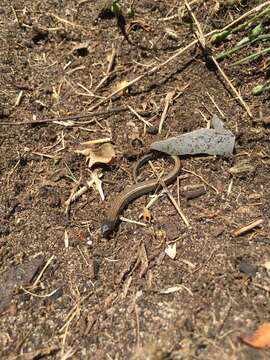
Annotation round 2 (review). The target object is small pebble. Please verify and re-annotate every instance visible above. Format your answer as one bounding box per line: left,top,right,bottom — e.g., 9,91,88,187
239,261,257,277
146,126,158,135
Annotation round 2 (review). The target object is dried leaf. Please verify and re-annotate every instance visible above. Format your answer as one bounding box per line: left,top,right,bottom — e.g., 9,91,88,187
160,284,193,296
90,169,105,200
160,285,182,294
113,80,129,96
143,207,152,223
240,323,270,349
165,243,177,259
76,142,115,168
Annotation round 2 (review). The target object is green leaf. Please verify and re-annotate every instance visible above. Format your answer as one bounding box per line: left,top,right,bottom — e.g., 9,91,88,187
211,30,231,43
252,82,270,95
250,23,263,39
111,0,122,18
127,5,135,17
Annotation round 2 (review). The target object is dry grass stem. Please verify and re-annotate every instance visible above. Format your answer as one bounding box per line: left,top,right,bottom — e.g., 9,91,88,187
95,45,116,91
21,286,60,298
120,216,147,227
91,170,105,200
66,65,86,75
50,13,83,28
222,1,270,32
145,189,167,209
32,152,58,159
158,90,175,134
87,40,199,112
173,83,190,101
165,188,191,228
33,255,55,288
65,171,103,211
76,82,104,98
81,138,111,145
198,110,210,127
233,218,264,237
185,0,253,118
128,105,153,127
206,92,225,118
64,229,69,248
14,90,23,106
148,161,191,228
65,177,82,213
184,0,205,47
183,168,219,193
211,57,253,118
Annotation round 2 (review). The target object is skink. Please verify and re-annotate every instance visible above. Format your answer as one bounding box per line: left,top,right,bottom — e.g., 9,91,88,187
101,153,181,238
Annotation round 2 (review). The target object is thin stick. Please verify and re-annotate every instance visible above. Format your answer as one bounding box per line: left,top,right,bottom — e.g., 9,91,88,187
95,45,116,91
11,5,20,24
158,90,175,134
145,189,167,209
142,176,191,214
184,0,205,47
32,151,58,159
233,219,264,237
50,13,83,28
33,255,55,288
198,110,210,127
21,287,60,298
87,40,199,112
222,2,270,32
15,90,23,107
81,137,111,145
182,168,219,193
120,216,147,227
0,107,151,126
211,57,253,118
185,0,253,118
127,105,153,127
65,172,102,209
206,92,225,119
65,177,82,213
148,162,191,228
165,188,191,228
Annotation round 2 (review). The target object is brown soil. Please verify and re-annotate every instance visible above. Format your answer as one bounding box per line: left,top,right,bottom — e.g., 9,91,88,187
1,1,270,359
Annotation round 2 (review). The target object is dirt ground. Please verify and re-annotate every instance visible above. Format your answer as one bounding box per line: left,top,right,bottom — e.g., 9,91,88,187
1,0,270,359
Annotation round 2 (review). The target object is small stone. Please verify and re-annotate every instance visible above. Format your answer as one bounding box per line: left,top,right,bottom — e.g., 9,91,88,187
239,261,257,277
146,126,158,135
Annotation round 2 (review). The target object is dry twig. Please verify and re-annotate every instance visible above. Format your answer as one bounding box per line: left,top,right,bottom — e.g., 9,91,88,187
158,90,175,134
128,105,153,127
148,161,191,228
95,45,116,91
182,168,219,193
233,219,264,237
184,0,252,118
